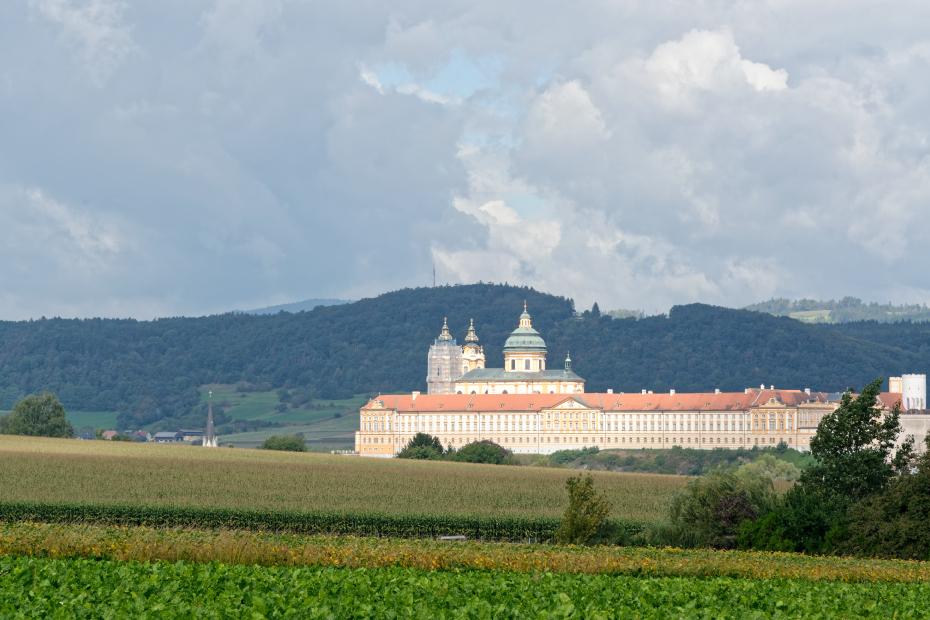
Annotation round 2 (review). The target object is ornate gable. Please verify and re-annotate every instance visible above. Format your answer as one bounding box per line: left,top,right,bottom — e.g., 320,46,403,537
548,397,590,410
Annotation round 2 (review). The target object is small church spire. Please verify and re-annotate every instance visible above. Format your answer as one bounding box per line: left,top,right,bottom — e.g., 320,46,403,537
518,302,532,329
438,316,453,342
465,318,479,343
204,389,218,448
564,351,573,371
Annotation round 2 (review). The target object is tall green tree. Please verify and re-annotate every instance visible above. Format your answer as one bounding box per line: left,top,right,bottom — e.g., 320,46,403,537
739,378,911,553
0,393,73,438
804,378,908,502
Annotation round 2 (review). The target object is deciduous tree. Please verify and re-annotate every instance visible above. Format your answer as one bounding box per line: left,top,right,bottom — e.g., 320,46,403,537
0,393,73,438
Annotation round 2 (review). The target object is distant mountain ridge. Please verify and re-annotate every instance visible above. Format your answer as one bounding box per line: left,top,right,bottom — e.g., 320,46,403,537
1,284,928,429
242,298,351,315
745,297,930,324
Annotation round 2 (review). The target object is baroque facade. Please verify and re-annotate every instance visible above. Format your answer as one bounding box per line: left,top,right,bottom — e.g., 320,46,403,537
356,389,879,456
357,304,912,457
427,304,584,396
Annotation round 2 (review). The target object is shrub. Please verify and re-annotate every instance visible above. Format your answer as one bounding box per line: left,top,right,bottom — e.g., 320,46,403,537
737,484,841,554
398,446,443,460
397,433,444,460
554,474,612,545
664,468,775,549
451,441,514,465
738,454,801,482
836,444,930,559
261,435,306,452
0,393,73,438
549,447,599,466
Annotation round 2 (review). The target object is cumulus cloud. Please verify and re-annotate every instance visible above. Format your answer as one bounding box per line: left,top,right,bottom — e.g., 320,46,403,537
643,29,788,107
3,1,930,317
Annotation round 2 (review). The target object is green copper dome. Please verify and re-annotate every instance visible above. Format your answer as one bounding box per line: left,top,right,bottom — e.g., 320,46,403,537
503,302,547,352
503,327,547,352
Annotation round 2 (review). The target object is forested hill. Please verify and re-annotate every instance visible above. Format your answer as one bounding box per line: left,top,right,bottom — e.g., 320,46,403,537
0,285,573,428
0,283,927,429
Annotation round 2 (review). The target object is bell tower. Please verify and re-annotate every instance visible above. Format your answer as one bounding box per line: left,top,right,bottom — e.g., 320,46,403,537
427,317,464,394
462,318,485,373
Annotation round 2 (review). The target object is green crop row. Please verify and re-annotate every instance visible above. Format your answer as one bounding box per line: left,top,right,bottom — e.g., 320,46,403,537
3,555,930,618
0,501,644,542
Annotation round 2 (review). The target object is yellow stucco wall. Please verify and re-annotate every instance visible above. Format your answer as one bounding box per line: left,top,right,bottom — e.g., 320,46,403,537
356,401,836,456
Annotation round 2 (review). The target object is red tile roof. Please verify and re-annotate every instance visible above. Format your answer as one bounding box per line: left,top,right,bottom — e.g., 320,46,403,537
363,389,839,414
879,392,902,409
365,393,571,412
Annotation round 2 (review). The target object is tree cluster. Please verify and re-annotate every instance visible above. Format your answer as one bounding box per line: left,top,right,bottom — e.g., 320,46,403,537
663,378,930,559
260,434,306,452
396,434,515,465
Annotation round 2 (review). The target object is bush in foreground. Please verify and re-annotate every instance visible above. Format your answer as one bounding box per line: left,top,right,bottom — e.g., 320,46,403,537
555,474,611,545
835,438,930,559
661,467,775,549
261,435,306,452
0,393,73,438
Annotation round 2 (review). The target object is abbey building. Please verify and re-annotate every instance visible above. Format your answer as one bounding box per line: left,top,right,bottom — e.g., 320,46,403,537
427,304,584,396
356,304,922,457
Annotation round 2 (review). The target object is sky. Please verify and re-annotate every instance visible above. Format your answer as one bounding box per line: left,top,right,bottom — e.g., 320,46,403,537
2,1,930,319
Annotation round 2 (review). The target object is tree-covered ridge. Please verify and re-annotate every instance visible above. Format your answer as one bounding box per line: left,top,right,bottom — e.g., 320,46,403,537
0,283,928,429
745,297,930,323
0,284,573,428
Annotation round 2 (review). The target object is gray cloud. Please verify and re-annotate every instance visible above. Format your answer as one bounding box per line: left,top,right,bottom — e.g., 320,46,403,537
2,1,930,318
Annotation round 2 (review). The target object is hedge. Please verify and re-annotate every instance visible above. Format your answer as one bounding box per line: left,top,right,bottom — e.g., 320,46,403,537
0,502,645,543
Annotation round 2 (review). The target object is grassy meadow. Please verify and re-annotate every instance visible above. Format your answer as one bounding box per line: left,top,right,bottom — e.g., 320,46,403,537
0,410,120,434
199,385,366,449
0,435,683,522
0,386,366,449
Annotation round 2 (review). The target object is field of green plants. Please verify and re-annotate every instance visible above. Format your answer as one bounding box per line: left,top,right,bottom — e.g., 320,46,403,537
4,435,930,616
0,436,684,522
3,555,928,618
